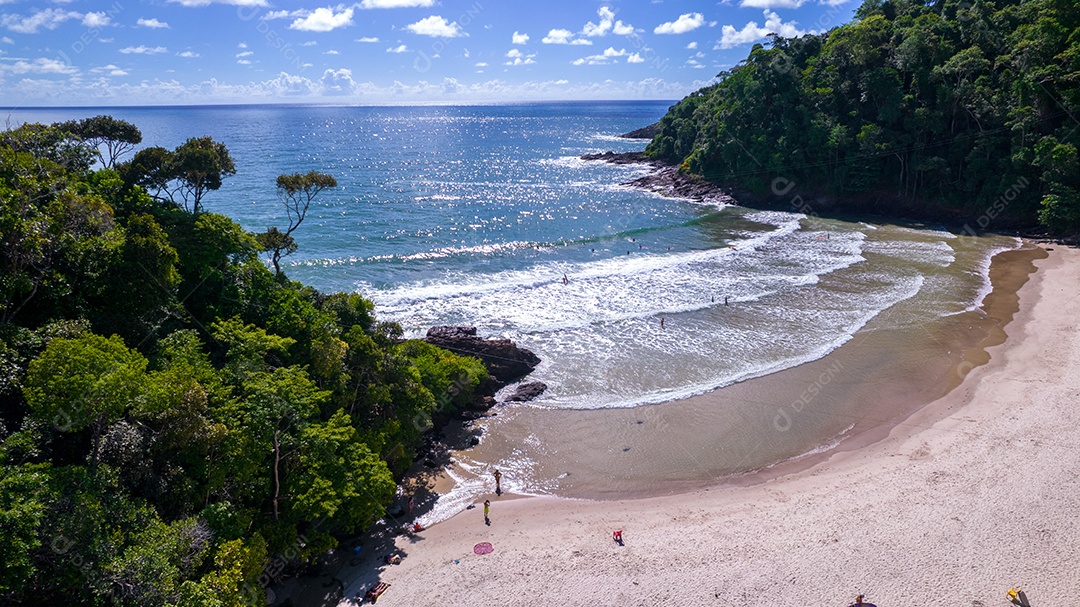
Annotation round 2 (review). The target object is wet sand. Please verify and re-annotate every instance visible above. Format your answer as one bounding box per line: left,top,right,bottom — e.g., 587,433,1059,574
331,244,1080,606
441,243,1045,500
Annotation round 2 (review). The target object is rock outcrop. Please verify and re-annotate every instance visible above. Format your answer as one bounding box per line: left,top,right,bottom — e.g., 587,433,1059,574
619,123,660,139
424,326,540,389
503,381,547,403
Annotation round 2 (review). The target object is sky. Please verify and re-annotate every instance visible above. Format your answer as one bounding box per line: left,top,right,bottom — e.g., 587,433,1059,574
0,0,861,106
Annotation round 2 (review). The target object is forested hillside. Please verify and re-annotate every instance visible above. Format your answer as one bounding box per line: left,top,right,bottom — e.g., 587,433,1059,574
648,0,1080,233
0,118,486,605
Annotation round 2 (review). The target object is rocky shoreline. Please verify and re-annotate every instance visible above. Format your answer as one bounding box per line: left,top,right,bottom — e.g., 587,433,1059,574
580,150,735,205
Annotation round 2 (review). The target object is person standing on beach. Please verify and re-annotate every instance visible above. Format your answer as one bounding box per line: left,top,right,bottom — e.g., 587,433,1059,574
660,317,665,329
483,500,491,525
493,469,502,495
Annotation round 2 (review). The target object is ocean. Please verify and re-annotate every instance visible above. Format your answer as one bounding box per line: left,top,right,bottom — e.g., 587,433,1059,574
6,102,1020,510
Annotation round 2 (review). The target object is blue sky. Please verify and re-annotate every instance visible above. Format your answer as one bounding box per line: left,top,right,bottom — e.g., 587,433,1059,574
0,0,860,106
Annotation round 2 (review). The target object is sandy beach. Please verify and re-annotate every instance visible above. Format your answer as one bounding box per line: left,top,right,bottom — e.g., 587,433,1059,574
326,244,1079,607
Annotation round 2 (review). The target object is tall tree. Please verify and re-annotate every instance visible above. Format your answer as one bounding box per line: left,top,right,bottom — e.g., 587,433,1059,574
119,136,235,215
58,116,143,169
256,171,337,275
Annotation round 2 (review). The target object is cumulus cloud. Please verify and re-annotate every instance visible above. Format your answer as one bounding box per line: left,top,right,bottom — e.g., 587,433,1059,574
167,0,269,6
137,17,170,28
627,52,644,63
320,68,356,94
324,49,339,54
1,37,12,44
504,48,536,66
740,0,807,7
512,31,529,45
542,28,591,45
573,46,634,65
177,51,200,57
82,12,111,28
406,15,464,37
718,10,805,48
1,9,82,34
386,44,408,53
474,61,487,67
356,36,379,42
236,51,253,57
290,7,354,32
0,57,78,75
687,41,698,49
360,0,434,7
654,12,704,34
120,45,168,54
582,6,637,37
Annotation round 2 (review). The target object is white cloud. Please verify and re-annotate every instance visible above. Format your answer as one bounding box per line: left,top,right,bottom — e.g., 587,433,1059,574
356,36,379,42
474,61,487,67
582,6,637,37
177,51,200,57
120,45,168,54
137,17,170,28
0,71,700,106
262,9,294,19
81,12,111,28
386,44,408,53
512,31,529,45
92,64,130,76
654,12,704,34
505,48,536,65
573,46,632,65
0,37,12,44
360,0,434,7
687,41,698,49
740,0,807,7
324,49,339,54
627,52,644,63
320,68,356,94
686,58,705,68
236,51,253,57
1,9,81,34
167,0,269,6
290,7,354,32
301,41,318,46
819,0,852,5
237,59,252,65
406,15,464,37
583,6,614,37
0,57,78,74
718,10,805,48
238,42,248,48
542,28,591,45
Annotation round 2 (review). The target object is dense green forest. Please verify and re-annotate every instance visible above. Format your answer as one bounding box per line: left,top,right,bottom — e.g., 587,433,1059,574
647,0,1080,233
0,117,487,605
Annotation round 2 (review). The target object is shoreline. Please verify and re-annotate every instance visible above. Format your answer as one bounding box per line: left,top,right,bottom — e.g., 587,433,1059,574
421,236,1037,503
323,243,1080,606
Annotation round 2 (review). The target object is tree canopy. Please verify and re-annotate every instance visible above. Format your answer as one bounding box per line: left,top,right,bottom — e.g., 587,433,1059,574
0,117,488,606
646,0,1080,234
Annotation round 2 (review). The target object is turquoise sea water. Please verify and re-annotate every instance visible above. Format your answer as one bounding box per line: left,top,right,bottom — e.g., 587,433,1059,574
6,102,1015,413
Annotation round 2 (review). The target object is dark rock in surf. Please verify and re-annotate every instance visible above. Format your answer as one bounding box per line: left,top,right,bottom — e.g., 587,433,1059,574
579,150,652,164
503,381,547,403
424,326,540,389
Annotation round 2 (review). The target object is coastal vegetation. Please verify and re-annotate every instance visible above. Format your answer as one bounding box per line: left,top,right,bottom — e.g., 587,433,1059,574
0,118,487,605
647,0,1080,234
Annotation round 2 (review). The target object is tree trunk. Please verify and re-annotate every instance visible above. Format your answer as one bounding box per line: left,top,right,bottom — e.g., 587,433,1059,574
272,431,281,520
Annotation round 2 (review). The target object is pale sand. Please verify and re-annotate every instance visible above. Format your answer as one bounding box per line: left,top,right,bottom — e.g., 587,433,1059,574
339,245,1080,607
